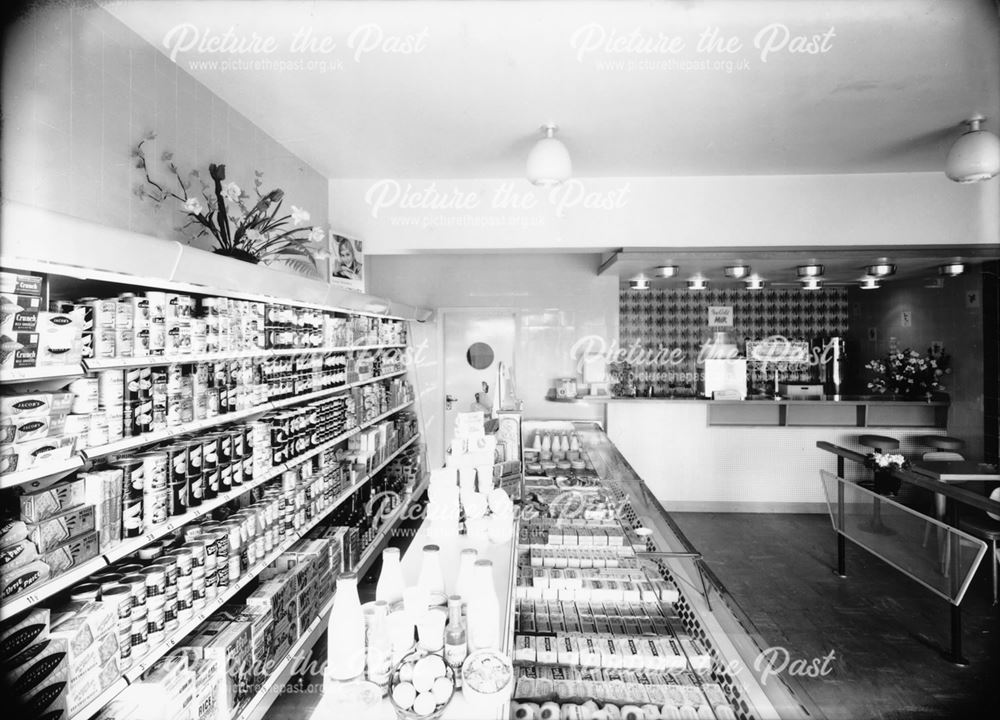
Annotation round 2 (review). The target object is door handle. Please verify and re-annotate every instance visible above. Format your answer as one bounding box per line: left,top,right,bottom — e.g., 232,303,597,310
446,394,458,410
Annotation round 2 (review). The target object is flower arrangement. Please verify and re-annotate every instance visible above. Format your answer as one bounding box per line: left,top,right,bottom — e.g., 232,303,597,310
865,345,950,398
864,451,909,496
132,132,327,276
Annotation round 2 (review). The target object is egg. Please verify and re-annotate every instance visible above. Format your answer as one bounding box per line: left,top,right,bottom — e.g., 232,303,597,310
412,668,435,694
412,691,438,716
432,676,453,703
399,662,415,683
392,682,416,710
603,705,622,720
415,654,447,679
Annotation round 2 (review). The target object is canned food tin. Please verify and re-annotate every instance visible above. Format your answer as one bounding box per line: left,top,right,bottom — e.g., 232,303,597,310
192,572,206,605
94,325,117,358
133,326,151,357
69,377,99,414
139,451,168,491
88,413,109,447
143,489,168,526
168,480,188,516
130,618,148,651
70,583,100,602
137,543,163,562
163,588,178,627
98,370,125,408
149,321,165,356
168,548,193,576
146,291,166,321
202,436,220,499
141,565,166,598
116,327,135,357
158,555,178,588
120,573,147,608
116,294,135,328
115,563,143,575
186,541,206,569
122,495,143,537
97,586,131,627
218,462,233,494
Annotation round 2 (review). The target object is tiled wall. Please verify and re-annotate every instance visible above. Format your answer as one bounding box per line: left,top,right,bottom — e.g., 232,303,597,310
618,288,850,395
1,1,328,252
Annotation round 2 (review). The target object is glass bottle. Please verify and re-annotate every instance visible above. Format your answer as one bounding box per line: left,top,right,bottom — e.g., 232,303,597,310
466,559,499,650
375,547,405,606
453,548,478,611
326,573,366,681
540,433,552,452
366,600,392,693
417,544,445,597
444,595,467,688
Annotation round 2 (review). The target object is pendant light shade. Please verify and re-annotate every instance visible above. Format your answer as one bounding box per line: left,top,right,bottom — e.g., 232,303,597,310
526,124,571,186
945,116,1000,183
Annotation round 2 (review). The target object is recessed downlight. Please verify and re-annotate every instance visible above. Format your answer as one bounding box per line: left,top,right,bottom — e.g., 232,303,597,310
801,277,822,291
866,262,896,277
655,265,678,278
860,277,881,290
687,277,707,290
938,262,965,277
724,264,751,279
629,277,650,290
745,274,765,290
796,264,825,278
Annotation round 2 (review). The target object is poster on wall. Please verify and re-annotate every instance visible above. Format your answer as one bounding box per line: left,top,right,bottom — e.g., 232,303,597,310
329,234,364,292
707,305,733,326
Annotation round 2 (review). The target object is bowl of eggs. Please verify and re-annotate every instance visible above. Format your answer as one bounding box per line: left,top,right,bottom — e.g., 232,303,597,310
388,648,455,719
460,648,514,709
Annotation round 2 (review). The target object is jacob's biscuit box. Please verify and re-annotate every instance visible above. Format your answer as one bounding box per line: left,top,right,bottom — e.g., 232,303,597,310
0,391,74,418
27,504,96,553
19,477,86,522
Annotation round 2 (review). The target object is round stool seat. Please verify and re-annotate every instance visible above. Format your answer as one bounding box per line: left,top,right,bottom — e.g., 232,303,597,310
859,434,899,451
921,435,965,451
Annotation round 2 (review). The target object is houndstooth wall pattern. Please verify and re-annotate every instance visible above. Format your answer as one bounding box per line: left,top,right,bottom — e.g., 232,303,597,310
618,288,851,394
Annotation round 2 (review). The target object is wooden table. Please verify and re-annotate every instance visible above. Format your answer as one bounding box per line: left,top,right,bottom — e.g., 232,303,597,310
912,460,1000,484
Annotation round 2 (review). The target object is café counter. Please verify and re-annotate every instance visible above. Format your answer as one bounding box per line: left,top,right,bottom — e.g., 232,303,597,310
591,395,951,513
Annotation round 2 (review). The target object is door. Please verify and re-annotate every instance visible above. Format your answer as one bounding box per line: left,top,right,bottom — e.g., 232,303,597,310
442,310,516,447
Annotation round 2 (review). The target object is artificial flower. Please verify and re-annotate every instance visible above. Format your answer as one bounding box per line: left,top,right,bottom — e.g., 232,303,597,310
291,205,311,226
182,197,203,215
222,182,242,204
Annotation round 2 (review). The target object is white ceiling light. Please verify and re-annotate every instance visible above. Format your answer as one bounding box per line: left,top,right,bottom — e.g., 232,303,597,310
745,274,764,290
687,277,707,291
866,261,896,277
946,116,1000,183
938,262,966,276
526,123,571,186
629,277,649,290
655,265,678,278
724,264,751,279
801,277,822,291
860,277,881,290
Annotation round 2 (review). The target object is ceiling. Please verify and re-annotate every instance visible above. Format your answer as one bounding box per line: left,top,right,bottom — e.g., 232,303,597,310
602,246,998,288
104,0,1000,180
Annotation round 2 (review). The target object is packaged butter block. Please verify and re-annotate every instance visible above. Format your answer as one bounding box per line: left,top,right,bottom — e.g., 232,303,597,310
0,272,44,297
658,637,688,671
41,530,100,576
27,504,96,552
19,477,86,522
0,293,42,333
0,331,40,370
49,601,116,656
189,620,253,717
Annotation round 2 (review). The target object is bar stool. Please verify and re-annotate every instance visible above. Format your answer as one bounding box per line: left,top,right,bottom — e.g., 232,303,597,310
920,435,965,453
959,487,1000,605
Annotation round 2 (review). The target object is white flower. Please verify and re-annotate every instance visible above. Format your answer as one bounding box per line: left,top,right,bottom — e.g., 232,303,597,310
308,226,325,244
182,197,203,215
291,205,311,226
222,182,242,204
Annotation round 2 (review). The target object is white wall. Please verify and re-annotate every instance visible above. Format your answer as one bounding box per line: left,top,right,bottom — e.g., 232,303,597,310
367,253,619,442
330,173,998,253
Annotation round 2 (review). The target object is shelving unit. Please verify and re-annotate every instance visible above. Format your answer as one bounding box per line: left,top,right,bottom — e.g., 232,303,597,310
2,370,411,491
233,472,429,720
82,344,408,372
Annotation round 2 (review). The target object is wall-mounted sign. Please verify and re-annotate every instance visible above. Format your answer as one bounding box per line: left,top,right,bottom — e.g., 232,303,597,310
329,233,364,292
707,306,733,327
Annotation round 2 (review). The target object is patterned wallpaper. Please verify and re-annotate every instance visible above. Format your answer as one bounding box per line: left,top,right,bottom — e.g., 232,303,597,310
618,288,850,395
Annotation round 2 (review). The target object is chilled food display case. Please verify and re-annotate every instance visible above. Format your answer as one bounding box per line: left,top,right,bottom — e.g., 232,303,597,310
518,420,819,720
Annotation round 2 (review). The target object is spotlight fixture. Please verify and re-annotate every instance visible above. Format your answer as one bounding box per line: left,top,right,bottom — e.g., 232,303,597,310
629,277,649,290
796,264,825,278
724,264,751,279
526,123,572,186
687,277,707,291
938,262,965,277
801,277,822,291
745,274,765,290
860,277,881,290
655,265,679,278
866,261,896,277
945,115,1000,183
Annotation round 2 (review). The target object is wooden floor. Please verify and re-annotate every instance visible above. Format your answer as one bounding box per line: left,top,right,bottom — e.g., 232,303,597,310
670,512,999,720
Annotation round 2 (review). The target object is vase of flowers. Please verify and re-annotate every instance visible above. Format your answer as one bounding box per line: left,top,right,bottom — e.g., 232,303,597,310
864,451,909,496
132,132,326,276
865,345,950,399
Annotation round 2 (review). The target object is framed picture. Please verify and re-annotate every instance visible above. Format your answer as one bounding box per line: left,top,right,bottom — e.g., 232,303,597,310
329,233,364,292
